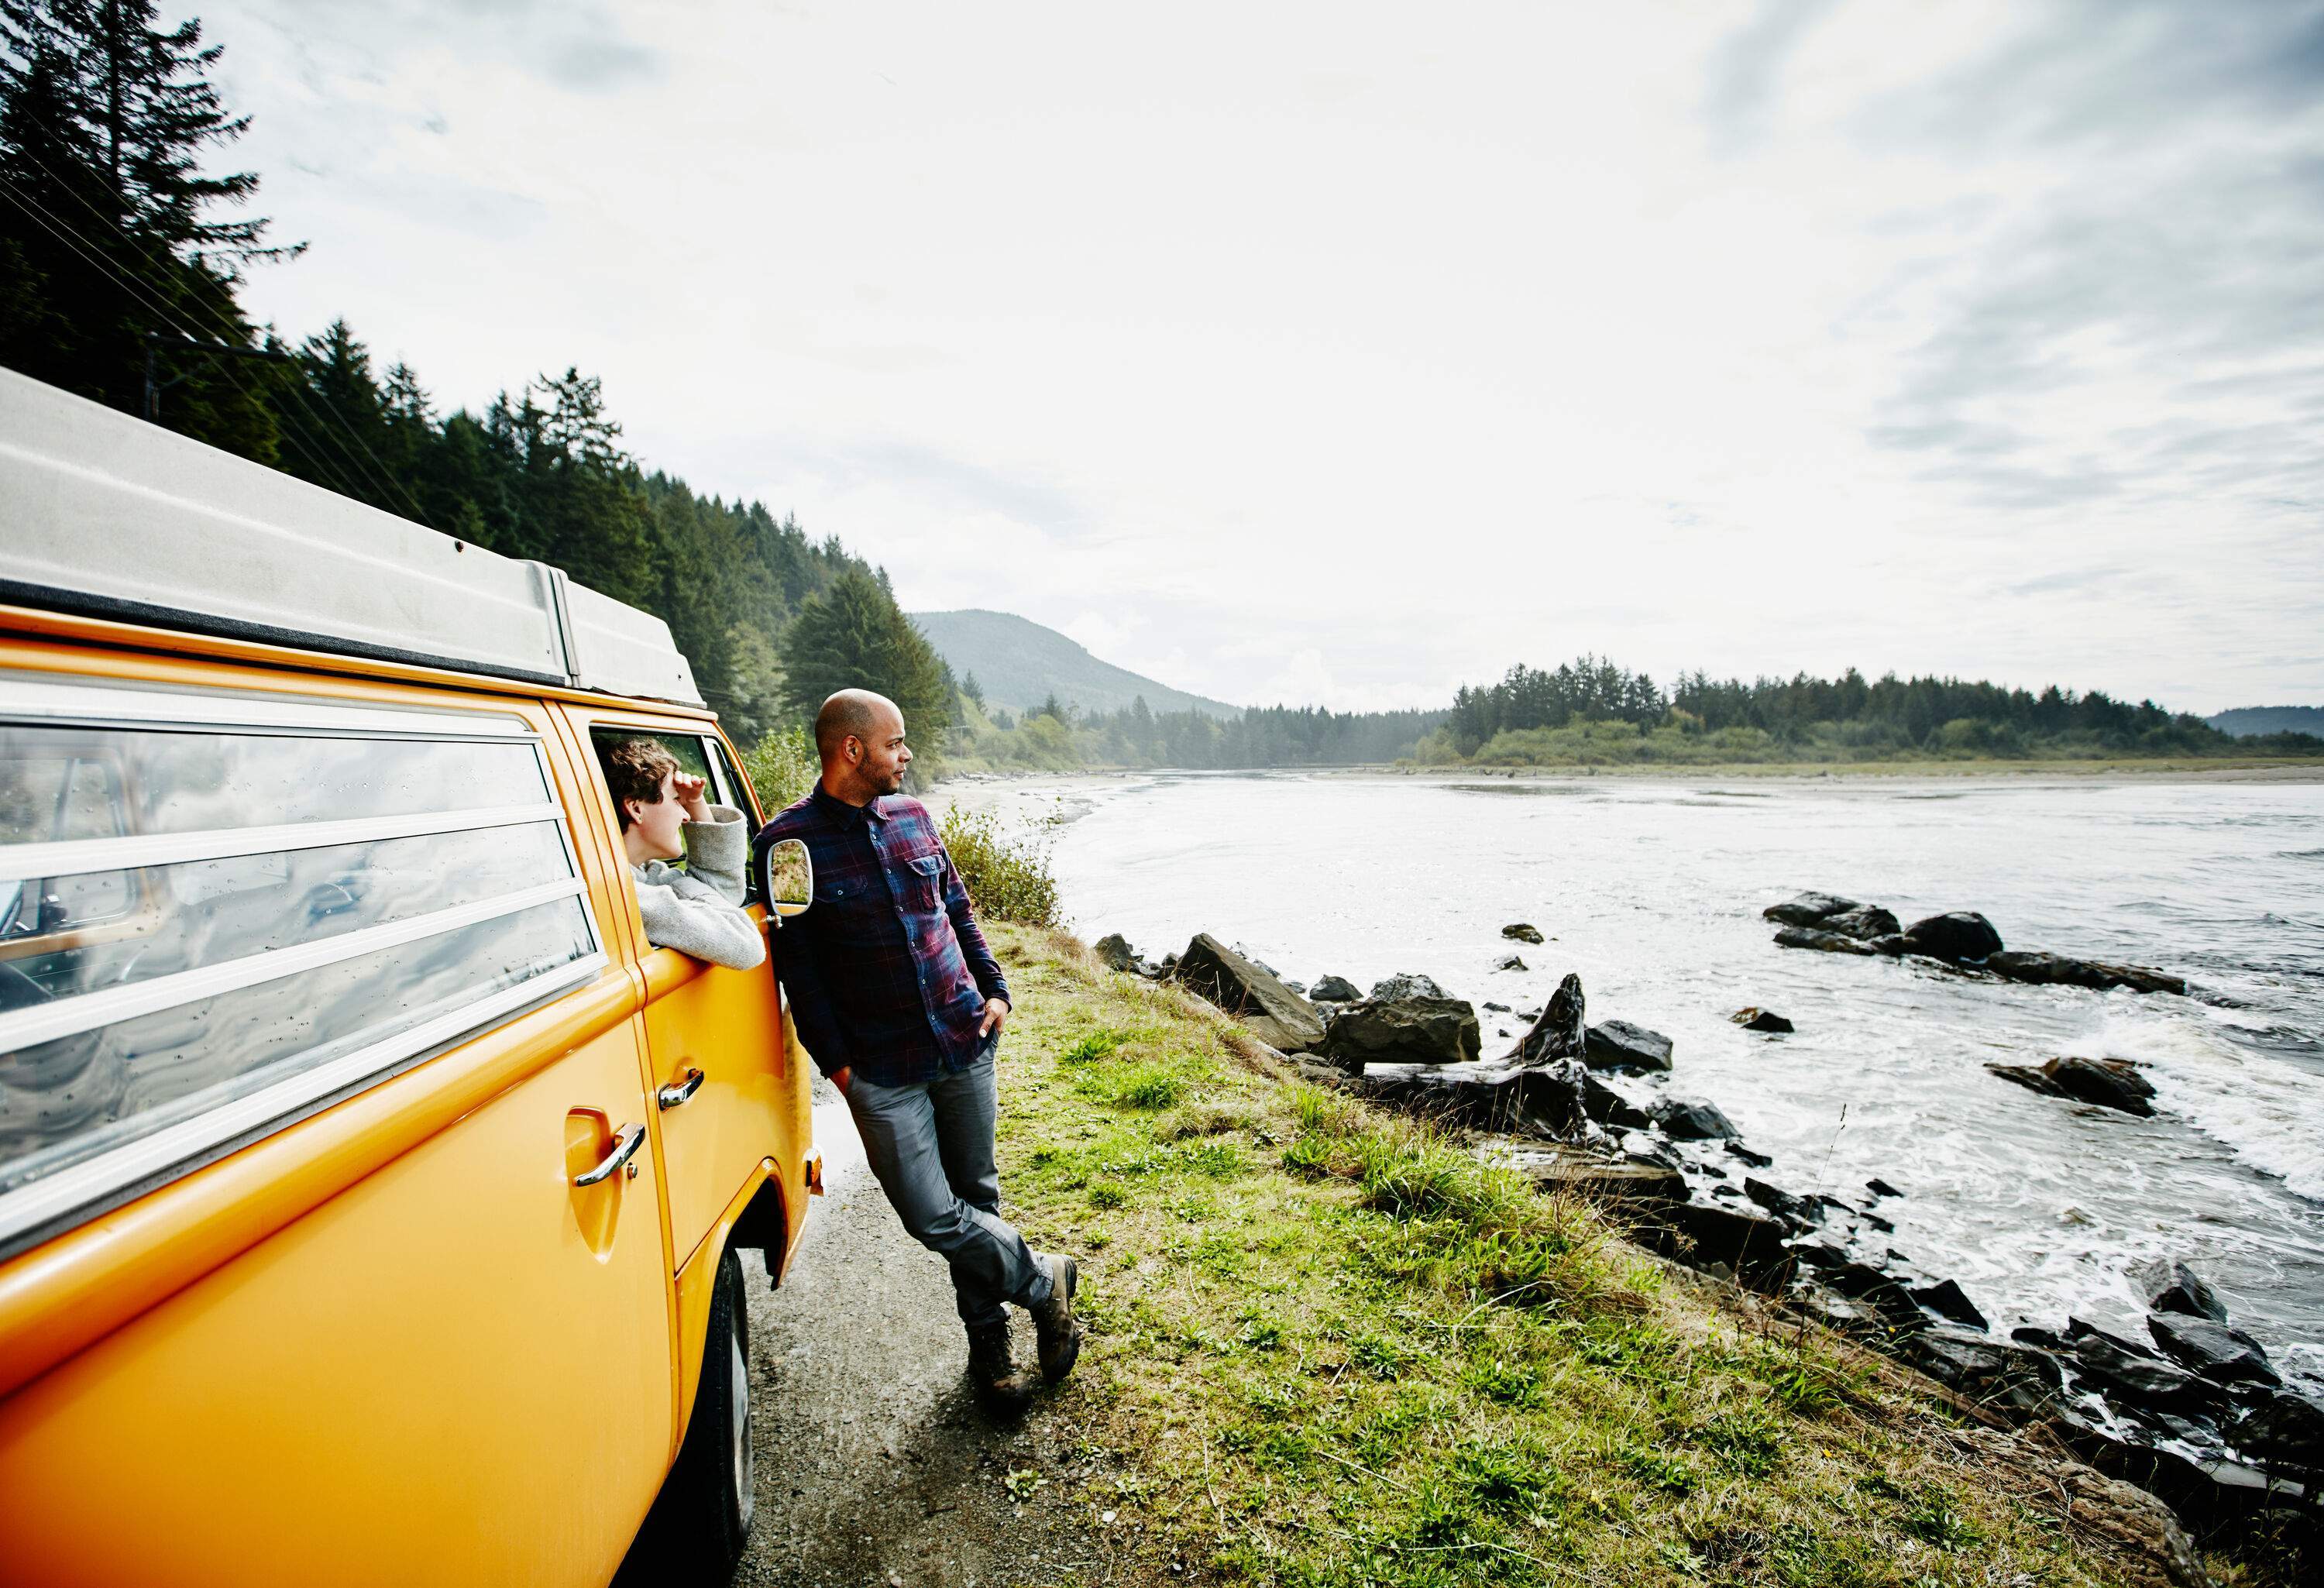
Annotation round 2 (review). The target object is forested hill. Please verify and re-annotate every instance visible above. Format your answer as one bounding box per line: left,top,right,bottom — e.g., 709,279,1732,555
2209,706,2324,738
911,609,1241,721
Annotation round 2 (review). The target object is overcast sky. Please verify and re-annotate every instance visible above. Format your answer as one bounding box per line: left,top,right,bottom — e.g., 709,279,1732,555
206,1,2322,713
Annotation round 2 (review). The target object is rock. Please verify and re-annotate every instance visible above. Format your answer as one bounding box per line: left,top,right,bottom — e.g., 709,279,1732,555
1824,904,1902,940
2049,1463,2215,1588
2227,1388,2324,1473
1730,1006,1793,1033
1370,971,1448,1002
1774,924,1878,956
1865,1177,1903,1198
1909,1278,1989,1330
1583,1019,1673,1072
1899,1325,2062,1414
1763,891,1858,927
1651,1096,1739,1140
1497,1143,1682,1206
1501,923,1545,944
1580,1071,1652,1129
2129,1258,2227,1322
1308,974,1361,1003
1866,933,1911,957
1352,1057,1587,1139
1663,1202,1793,1288
1322,995,1481,1069
1902,911,2004,962
1173,933,1325,1053
1493,953,1527,971
1093,932,1137,971
2145,1315,2278,1387
1825,1263,1928,1332
1987,950,2186,997
1725,1140,1774,1167
2071,1326,2223,1414
1482,1001,1511,1012
1508,973,1587,1063
1985,1057,2157,1117
1743,1177,1816,1230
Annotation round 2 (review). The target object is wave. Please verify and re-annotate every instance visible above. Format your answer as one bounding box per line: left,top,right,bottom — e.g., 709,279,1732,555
2091,1008,2324,1202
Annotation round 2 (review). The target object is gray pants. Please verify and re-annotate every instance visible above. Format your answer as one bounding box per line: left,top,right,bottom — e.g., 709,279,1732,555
842,1050,1051,1328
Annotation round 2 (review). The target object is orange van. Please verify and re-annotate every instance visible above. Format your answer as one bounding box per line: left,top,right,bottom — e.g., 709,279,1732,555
0,367,818,1586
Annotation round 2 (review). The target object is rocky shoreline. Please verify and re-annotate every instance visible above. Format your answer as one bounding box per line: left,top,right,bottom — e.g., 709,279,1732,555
1088,919,2322,1552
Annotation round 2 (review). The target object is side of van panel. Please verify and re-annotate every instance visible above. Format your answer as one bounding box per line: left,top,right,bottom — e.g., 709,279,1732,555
0,621,818,1587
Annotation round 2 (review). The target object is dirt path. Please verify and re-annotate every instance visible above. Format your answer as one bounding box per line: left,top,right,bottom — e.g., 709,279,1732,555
732,1081,1134,1588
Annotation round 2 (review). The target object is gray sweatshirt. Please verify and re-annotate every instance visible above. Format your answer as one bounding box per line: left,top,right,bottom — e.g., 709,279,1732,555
631,803,766,971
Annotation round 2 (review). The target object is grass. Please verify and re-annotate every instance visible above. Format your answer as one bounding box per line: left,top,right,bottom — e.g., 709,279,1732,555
983,922,2219,1586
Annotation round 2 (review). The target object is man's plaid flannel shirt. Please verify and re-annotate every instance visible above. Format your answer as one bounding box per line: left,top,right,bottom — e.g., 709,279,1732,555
753,784,1011,1088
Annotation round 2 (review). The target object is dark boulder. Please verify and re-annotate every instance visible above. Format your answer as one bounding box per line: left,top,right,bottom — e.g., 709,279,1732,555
2228,1389,2324,1473
2145,1314,2278,1387
1730,1006,1793,1033
1500,1143,1681,1206
1583,1019,1673,1072
1501,923,1545,944
1866,1177,1903,1198
1987,950,2186,997
1352,1057,1586,1139
2070,1325,2223,1414
1370,971,1449,1002
1824,1262,1927,1331
1742,1177,1816,1230
1493,953,1527,972
1763,891,1858,927
1094,933,1137,971
1725,1140,1774,1167
1651,1096,1739,1140
1508,973,1587,1063
1174,933,1325,1053
1664,1202,1793,1288
1308,974,1361,1003
1580,1071,1652,1129
1866,933,1911,957
1322,995,1480,1069
1985,1057,2157,1117
1775,924,1877,955
1902,911,2004,962
1824,905,1902,940
1909,1278,1989,1330
2130,1258,2227,1322
1482,1001,1511,1012
1899,1325,2062,1414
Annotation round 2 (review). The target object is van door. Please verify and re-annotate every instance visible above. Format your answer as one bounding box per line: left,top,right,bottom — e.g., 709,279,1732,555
576,716,790,1270
0,682,675,1588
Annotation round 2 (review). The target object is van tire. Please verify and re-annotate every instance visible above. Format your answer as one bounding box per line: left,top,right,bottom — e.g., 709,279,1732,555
617,1245,754,1585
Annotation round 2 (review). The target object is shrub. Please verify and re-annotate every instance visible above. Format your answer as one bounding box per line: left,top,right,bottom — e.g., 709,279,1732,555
938,806,1062,926
741,724,817,812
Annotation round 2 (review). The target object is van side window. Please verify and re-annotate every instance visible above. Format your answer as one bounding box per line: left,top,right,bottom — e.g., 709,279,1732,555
589,727,759,902
0,691,604,1259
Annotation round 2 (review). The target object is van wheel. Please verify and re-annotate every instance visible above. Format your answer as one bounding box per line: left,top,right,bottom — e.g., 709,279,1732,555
617,1246,754,1584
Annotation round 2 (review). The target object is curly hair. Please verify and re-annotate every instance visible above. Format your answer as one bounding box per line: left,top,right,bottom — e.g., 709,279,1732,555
602,737,680,830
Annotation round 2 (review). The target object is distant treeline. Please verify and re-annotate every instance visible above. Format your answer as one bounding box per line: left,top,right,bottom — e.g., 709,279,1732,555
1425,656,2324,765
952,693,1446,773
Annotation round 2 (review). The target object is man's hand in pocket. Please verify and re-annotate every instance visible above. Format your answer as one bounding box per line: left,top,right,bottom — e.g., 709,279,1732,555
978,998,1010,1040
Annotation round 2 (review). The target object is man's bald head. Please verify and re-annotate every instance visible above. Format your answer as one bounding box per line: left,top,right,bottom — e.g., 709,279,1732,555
815,689,902,765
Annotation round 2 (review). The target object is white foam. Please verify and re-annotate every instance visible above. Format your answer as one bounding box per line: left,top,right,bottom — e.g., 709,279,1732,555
2087,1005,2324,1202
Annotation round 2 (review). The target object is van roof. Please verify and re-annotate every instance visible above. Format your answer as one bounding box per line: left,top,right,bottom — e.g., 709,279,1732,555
0,366,703,706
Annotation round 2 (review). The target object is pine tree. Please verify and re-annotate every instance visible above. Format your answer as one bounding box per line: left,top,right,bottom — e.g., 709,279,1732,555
777,568,951,757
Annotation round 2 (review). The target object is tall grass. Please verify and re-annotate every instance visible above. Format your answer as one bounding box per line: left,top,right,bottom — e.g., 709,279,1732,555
939,805,1062,926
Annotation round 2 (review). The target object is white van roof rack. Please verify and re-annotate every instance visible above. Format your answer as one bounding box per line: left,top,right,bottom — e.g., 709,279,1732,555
0,366,703,707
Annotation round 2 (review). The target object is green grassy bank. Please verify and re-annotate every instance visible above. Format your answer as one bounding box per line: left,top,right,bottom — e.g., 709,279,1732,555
983,924,2258,1588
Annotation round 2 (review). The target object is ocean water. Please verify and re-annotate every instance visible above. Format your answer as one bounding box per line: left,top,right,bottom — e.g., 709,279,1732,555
1026,770,2324,1385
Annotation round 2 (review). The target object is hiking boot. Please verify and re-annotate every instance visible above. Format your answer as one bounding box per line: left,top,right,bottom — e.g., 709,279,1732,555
1031,1253,1083,1381
965,1321,1033,1405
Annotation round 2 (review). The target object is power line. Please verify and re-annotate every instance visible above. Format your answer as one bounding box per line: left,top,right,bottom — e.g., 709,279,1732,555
0,164,437,525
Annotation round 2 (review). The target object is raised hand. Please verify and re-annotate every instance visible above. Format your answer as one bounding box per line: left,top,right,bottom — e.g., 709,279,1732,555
672,769,712,822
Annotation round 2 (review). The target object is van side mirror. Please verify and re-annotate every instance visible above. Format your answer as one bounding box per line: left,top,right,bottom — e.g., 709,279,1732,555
764,837,813,918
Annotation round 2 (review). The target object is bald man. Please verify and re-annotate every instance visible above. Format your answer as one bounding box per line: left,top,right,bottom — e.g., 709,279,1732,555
752,689,1079,1402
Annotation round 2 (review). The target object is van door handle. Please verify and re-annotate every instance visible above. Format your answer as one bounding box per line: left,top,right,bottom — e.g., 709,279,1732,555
573,1122,645,1185
657,1067,704,1110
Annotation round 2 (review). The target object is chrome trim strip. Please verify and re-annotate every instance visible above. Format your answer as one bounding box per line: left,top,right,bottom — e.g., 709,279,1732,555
0,878,587,1054
0,952,607,1253
0,679,539,740
0,803,568,882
